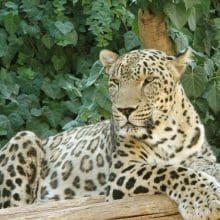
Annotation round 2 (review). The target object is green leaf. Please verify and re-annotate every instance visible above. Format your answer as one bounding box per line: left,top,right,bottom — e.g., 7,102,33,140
204,59,214,77
43,102,66,127
182,68,208,98
72,0,79,5
124,31,140,51
63,84,82,100
63,100,81,114
164,2,187,29
55,31,78,46
51,55,66,71
21,21,40,36
8,113,24,128
26,119,51,138
0,84,10,99
207,81,220,114
31,108,42,117
55,21,74,34
0,29,8,57
95,86,111,111
54,74,82,99
215,30,220,41
188,7,196,31
198,0,210,14
194,98,209,118
42,34,54,49
84,61,104,88
0,69,20,100
0,114,11,136
212,52,220,67
17,67,35,80
0,102,17,116
53,0,67,15
41,78,62,99
214,18,220,30
21,0,43,20
16,73,43,96
1,34,22,68
17,103,31,121
3,13,20,34
5,2,18,11
76,57,93,75
183,0,200,10
17,52,30,65
170,28,189,51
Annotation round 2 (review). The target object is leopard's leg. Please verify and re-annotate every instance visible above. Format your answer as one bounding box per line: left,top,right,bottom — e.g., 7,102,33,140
186,158,220,183
183,141,220,183
107,163,220,220
0,131,44,208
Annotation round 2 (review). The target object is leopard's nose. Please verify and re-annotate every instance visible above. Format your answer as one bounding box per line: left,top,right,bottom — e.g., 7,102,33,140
117,107,136,118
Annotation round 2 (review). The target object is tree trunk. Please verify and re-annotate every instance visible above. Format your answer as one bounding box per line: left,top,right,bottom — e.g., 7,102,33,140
0,195,182,220
138,9,175,55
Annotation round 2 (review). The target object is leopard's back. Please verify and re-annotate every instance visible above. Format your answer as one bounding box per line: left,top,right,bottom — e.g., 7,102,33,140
40,120,112,201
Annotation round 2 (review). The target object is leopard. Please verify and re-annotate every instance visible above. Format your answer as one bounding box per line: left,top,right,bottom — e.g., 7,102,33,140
0,48,220,220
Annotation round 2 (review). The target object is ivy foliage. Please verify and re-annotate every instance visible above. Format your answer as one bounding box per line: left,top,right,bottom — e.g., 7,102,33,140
0,0,219,158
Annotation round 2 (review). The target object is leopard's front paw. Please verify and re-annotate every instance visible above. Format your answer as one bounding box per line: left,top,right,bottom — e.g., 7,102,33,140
188,159,220,183
212,163,220,183
178,184,220,220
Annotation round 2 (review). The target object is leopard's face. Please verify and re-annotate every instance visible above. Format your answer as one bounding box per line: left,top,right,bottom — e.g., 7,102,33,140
100,49,189,136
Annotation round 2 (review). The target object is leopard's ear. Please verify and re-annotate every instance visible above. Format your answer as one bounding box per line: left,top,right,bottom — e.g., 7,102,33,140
99,49,119,74
169,48,190,80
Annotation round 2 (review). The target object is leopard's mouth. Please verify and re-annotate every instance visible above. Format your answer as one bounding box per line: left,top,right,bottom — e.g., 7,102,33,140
121,118,154,129
121,122,135,129
121,122,146,130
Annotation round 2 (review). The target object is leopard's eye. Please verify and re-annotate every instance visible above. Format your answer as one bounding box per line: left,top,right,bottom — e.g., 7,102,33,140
111,79,119,86
143,77,154,86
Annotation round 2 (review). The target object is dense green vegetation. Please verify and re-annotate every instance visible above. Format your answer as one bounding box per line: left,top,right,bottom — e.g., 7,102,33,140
0,0,219,158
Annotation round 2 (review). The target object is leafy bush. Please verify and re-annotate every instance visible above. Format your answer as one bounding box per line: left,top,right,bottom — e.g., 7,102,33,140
0,0,219,159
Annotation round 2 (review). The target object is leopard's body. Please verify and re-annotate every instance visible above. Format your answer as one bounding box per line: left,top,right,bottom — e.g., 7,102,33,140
0,48,220,220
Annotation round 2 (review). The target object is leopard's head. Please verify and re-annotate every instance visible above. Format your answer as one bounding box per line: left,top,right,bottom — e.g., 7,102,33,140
100,49,190,136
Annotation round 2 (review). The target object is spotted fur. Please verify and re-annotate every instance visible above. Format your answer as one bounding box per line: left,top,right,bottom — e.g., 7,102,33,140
0,49,220,220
